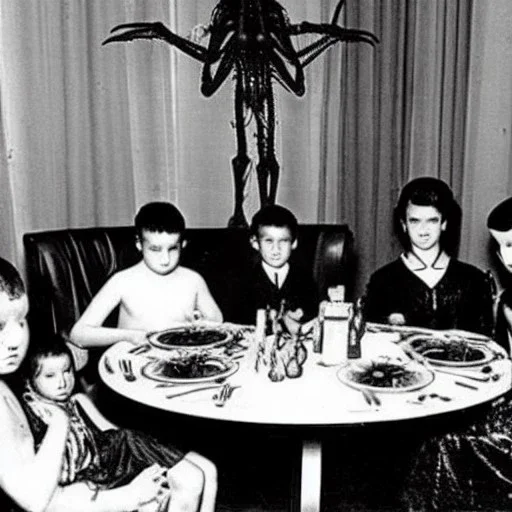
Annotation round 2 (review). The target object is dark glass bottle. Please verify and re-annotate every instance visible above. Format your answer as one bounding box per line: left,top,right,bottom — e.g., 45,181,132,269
347,297,365,359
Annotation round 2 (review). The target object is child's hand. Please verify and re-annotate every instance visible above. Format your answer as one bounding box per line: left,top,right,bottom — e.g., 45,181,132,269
129,330,150,346
282,308,304,335
126,464,168,509
185,309,203,323
30,401,69,428
388,312,406,326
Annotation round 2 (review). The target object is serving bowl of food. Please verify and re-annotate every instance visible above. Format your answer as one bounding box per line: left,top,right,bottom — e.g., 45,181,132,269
142,352,239,384
337,356,434,393
147,325,232,350
401,335,494,368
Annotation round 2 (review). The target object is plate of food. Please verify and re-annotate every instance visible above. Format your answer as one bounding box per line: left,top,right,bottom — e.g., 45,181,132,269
147,325,232,350
401,335,494,367
337,357,434,393
141,353,239,384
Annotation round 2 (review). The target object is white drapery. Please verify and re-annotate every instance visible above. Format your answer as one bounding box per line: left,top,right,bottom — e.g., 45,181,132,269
1,0,512,295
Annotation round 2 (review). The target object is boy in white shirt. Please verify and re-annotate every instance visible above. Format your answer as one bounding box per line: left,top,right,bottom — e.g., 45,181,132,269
235,204,317,325
71,202,222,348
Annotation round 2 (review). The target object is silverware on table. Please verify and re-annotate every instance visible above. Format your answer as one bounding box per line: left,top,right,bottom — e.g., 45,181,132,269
361,389,381,408
119,359,136,382
454,380,479,391
433,368,491,382
165,384,222,399
128,344,151,355
155,376,227,389
212,383,239,407
104,356,114,374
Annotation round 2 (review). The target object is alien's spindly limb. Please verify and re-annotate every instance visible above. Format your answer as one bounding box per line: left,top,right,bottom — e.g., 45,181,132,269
228,68,251,228
103,22,207,62
292,22,378,48
255,85,279,208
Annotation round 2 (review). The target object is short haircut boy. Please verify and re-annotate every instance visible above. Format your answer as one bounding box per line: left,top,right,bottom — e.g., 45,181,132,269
250,204,299,241
134,202,186,240
0,258,25,299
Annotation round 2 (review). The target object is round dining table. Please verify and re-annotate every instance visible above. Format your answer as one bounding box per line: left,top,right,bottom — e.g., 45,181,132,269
98,324,512,512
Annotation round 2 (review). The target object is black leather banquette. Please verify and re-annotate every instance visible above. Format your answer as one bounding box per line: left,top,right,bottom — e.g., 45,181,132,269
23,224,354,343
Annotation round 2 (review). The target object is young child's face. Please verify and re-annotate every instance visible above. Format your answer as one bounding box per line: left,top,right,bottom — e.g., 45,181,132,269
0,292,29,376
33,353,75,402
137,230,183,276
402,203,446,253
490,228,512,273
251,226,297,269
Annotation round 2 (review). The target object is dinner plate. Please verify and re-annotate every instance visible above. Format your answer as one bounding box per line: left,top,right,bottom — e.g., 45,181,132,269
402,334,494,368
337,359,434,393
147,326,232,350
141,356,239,384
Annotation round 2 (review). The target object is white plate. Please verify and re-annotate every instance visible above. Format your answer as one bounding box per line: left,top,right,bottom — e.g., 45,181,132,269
337,360,434,393
402,334,494,368
141,357,239,384
147,326,232,350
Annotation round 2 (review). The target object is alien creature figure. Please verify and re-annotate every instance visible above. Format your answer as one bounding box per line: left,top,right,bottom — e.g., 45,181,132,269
104,0,378,227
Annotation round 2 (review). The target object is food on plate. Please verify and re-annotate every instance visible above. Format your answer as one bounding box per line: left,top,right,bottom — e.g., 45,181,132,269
405,336,488,363
152,353,227,379
346,358,424,389
149,326,231,348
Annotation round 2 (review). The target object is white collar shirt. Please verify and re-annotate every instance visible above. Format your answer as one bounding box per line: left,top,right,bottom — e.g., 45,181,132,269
261,261,290,289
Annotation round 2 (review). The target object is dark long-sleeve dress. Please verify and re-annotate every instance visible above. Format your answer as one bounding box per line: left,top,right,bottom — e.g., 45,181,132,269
362,257,503,510
364,258,494,337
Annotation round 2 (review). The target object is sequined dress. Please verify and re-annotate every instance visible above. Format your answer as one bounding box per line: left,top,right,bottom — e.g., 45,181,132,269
403,394,512,510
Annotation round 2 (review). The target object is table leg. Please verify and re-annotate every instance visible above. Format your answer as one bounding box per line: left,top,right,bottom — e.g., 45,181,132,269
299,439,322,512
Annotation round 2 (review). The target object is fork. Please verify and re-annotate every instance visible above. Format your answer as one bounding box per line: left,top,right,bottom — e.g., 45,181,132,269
213,383,239,407
119,359,136,382
361,389,381,408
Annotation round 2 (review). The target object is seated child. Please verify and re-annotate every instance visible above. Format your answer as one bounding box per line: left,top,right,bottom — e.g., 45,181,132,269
235,205,318,325
401,196,512,510
70,202,223,348
364,177,494,336
0,257,209,512
488,196,512,353
22,335,218,512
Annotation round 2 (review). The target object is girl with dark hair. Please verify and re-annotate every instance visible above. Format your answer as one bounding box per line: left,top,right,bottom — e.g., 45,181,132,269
402,197,512,510
21,335,217,512
364,177,494,336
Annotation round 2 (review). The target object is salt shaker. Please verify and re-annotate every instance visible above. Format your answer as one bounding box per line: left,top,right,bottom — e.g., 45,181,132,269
318,286,352,365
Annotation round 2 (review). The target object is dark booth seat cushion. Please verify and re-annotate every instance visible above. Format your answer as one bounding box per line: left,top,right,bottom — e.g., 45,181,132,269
23,224,353,343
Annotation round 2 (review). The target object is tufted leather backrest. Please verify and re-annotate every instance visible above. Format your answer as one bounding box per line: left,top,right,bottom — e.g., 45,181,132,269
23,224,354,340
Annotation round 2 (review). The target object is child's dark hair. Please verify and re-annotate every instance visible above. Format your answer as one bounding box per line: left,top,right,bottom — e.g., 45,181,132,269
487,197,512,232
0,258,25,300
25,334,75,385
393,177,461,254
250,205,299,241
135,202,186,239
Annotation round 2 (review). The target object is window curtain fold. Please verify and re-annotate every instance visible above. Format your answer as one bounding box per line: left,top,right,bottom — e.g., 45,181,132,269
316,0,473,296
0,0,178,270
1,0,512,298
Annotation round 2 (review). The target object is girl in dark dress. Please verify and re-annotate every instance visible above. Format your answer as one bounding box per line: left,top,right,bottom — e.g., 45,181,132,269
402,197,512,511
364,177,494,337
22,337,218,512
